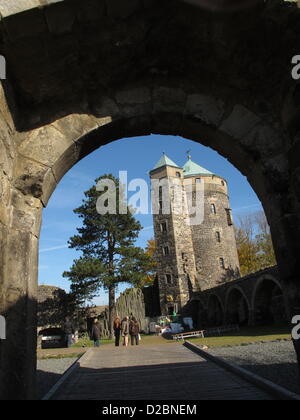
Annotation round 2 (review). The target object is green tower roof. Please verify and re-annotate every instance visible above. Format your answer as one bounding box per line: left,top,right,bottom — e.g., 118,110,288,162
183,157,214,177
152,153,180,171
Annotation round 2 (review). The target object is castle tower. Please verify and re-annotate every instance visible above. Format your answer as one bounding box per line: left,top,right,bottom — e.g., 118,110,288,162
183,155,240,291
150,153,240,316
150,154,199,316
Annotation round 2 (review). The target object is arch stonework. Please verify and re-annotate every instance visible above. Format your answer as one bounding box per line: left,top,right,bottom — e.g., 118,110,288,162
251,274,283,310
252,274,287,325
0,0,300,399
207,293,225,326
225,286,251,325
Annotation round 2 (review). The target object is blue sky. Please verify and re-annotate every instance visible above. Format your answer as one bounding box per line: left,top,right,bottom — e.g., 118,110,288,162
39,134,263,305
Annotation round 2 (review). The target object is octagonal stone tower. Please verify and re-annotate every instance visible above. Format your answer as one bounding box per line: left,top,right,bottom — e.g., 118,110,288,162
150,153,240,316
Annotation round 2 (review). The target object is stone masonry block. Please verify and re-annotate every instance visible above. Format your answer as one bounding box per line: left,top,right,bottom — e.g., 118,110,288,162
106,0,141,19
185,94,225,127
153,87,186,114
44,2,75,35
220,105,260,139
4,8,47,41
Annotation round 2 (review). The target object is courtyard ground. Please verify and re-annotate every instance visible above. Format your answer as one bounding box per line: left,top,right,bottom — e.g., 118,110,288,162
37,326,296,399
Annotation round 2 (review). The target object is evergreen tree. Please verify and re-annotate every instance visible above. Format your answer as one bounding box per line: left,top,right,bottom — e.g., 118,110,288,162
63,174,152,337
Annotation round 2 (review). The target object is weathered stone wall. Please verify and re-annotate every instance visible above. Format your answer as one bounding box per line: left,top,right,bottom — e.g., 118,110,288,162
37,285,68,332
0,0,300,400
0,82,41,400
97,288,150,338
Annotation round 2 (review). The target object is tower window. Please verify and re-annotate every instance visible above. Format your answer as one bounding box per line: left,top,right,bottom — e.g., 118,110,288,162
163,246,170,256
160,222,168,233
225,208,233,226
211,204,217,214
221,180,225,186
159,201,163,214
216,232,221,243
219,258,225,269
176,172,181,178
166,274,172,284
192,192,196,207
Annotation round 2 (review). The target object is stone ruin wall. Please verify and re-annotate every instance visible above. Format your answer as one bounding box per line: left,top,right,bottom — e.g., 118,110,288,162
98,288,151,338
37,285,68,333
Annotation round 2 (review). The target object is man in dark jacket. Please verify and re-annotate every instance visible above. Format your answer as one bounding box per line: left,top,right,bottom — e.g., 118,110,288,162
63,316,74,348
91,319,102,348
129,317,140,346
121,316,130,347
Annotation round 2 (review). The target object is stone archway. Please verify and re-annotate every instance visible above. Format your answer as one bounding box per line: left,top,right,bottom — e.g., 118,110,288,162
225,287,250,326
0,0,300,400
252,276,287,326
207,294,224,327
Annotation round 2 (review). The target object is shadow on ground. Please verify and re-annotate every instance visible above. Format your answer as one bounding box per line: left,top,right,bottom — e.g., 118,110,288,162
37,370,62,400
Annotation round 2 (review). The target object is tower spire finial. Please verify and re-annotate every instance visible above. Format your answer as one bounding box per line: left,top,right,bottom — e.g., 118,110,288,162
187,149,192,160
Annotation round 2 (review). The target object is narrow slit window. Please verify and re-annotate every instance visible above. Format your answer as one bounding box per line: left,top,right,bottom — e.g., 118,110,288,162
211,204,217,215
166,274,172,284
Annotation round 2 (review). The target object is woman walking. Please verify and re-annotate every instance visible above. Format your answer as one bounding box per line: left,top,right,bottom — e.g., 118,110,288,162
113,316,122,347
129,317,140,346
121,316,129,347
91,319,102,348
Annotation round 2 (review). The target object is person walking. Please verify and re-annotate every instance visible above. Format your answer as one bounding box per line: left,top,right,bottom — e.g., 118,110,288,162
113,316,122,347
91,318,102,348
121,316,129,347
63,316,74,348
129,317,140,346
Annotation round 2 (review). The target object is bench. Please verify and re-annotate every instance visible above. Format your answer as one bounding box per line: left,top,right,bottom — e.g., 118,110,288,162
173,330,205,341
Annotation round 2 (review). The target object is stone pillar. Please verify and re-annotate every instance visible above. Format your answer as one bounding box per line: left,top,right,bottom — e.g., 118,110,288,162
0,190,42,400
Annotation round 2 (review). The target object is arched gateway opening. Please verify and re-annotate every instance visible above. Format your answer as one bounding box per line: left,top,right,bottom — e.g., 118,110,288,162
207,295,224,327
0,0,300,400
253,277,287,326
225,288,250,326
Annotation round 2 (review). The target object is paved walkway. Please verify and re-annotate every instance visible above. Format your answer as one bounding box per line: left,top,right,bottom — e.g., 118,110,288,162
53,344,274,400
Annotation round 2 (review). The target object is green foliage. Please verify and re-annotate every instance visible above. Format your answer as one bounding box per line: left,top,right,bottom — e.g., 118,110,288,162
235,211,277,277
139,239,158,287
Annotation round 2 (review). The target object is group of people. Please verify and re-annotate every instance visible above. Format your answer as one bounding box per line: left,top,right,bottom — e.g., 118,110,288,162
91,315,141,348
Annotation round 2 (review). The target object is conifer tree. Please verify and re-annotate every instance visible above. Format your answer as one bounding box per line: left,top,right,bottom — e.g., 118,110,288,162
63,174,152,337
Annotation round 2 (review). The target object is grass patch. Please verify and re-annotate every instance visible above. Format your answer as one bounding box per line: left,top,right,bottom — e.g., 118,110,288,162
38,352,85,360
72,337,114,348
186,326,291,348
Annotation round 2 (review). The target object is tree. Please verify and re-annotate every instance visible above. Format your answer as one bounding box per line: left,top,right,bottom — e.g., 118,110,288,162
63,174,152,337
235,226,260,276
139,239,158,287
235,211,277,276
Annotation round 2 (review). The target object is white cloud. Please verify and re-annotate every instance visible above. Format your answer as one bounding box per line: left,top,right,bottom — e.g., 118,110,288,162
142,226,153,231
39,245,69,253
